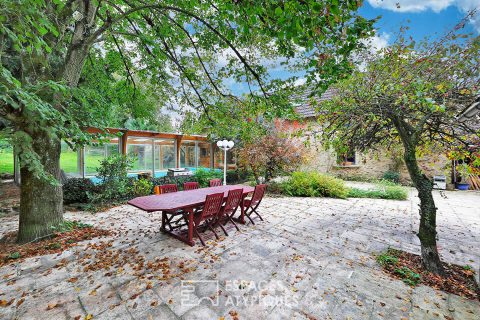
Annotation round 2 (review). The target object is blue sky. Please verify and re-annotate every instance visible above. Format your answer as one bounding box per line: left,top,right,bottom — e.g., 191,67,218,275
360,0,479,44
224,0,480,96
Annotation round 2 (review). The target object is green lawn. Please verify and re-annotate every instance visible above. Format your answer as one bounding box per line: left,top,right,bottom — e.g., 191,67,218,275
0,149,84,175
0,148,14,174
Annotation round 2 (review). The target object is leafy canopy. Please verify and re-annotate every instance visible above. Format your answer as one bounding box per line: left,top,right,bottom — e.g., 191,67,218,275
1,0,374,180
317,23,480,156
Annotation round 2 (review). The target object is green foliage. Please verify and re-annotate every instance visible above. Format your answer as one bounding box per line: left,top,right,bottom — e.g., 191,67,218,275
226,169,252,184
394,266,421,286
281,171,348,199
382,171,401,184
7,252,20,260
193,168,223,188
90,154,133,203
51,220,92,233
376,252,399,267
63,178,97,204
347,182,408,200
131,178,154,197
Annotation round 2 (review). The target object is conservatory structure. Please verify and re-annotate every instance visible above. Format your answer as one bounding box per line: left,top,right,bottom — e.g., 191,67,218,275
10,128,235,181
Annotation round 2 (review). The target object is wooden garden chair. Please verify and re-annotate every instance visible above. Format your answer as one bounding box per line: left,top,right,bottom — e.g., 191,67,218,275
183,181,200,191
209,179,222,187
160,184,178,194
243,184,267,225
218,188,243,236
192,192,224,246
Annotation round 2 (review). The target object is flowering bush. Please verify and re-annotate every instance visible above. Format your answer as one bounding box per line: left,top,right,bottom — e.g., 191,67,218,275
237,134,306,183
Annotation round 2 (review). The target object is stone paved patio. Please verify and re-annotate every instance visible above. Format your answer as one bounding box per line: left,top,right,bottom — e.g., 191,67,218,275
0,187,479,319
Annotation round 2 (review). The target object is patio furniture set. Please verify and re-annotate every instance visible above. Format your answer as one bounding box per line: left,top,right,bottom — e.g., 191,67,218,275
128,179,267,246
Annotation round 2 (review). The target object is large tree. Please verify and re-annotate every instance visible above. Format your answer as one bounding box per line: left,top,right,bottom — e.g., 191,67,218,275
316,21,480,274
0,0,373,243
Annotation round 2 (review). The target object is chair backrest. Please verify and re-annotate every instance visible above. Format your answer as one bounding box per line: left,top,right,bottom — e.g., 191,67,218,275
160,184,178,194
201,192,225,220
183,181,200,191
250,184,267,208
209,179,222,187
223,188,244,215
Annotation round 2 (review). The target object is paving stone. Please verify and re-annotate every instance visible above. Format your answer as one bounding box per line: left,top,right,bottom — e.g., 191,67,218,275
0,187,479,319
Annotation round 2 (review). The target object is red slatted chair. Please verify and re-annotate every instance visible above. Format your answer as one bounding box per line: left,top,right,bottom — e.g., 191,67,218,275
193,192,224,246
160,184,178,194
243,184,267,225
217,188,243,236
209,179,222,187
158,184,182,230
183,181,200,191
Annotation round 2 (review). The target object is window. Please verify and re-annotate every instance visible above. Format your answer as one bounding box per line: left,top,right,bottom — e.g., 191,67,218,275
198,142,211,168
180,141,196,168
60,141,79,176
84,139,119,175
154,139,175,171
337,149,356,166
127,137,153,173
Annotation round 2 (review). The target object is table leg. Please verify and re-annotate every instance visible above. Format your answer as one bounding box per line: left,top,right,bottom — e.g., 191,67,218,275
239,196,246,224
187,208,194,246
161,211,166,231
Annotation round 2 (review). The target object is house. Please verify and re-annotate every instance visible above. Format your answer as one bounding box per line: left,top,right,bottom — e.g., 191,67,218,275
277,88,450,184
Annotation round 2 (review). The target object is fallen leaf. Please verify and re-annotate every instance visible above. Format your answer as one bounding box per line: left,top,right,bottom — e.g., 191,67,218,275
16,298,25,307
46,302,59,310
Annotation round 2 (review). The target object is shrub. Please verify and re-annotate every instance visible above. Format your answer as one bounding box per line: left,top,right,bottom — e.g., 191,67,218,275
347,181,407,200
281,171,348,199
226,169,251,184
237,134,306,183
63,178,97,204
90,154,134,203
383,170,401,184
193,168,223,187
131,178,153,197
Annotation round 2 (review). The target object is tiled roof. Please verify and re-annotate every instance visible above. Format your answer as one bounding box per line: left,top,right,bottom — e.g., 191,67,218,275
292,87,337,118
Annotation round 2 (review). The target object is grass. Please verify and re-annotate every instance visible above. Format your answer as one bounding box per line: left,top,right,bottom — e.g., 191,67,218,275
0,148,14,174
347,180,408,200
0,148,105,175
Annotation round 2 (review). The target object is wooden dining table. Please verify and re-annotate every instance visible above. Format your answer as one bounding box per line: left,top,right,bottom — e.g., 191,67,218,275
127,185,255,246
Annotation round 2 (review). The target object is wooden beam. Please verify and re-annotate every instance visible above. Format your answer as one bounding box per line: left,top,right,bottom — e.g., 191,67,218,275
176,136,183,168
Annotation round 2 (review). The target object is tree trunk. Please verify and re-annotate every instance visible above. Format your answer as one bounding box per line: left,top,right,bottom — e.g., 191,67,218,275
17,133,63,243
402,145,444,275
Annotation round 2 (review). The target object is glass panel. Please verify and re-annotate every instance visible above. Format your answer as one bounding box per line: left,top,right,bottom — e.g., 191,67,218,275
85,139,119,175
127,137,153,173
180,141,196,168
60,141,79,176
198,142,211,168
154,139,175,171
0,139,14,174
85,145,105,175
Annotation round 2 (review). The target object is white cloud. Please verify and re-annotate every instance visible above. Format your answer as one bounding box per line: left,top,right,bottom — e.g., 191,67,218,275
457,0,480,32
367,0,454,13
361,32,391,52
367,0,480,31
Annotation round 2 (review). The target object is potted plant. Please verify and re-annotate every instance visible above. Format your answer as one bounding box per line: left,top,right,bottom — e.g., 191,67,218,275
455,163,470,190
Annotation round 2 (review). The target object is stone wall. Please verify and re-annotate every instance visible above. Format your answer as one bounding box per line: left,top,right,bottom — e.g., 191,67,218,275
277,119,451,184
